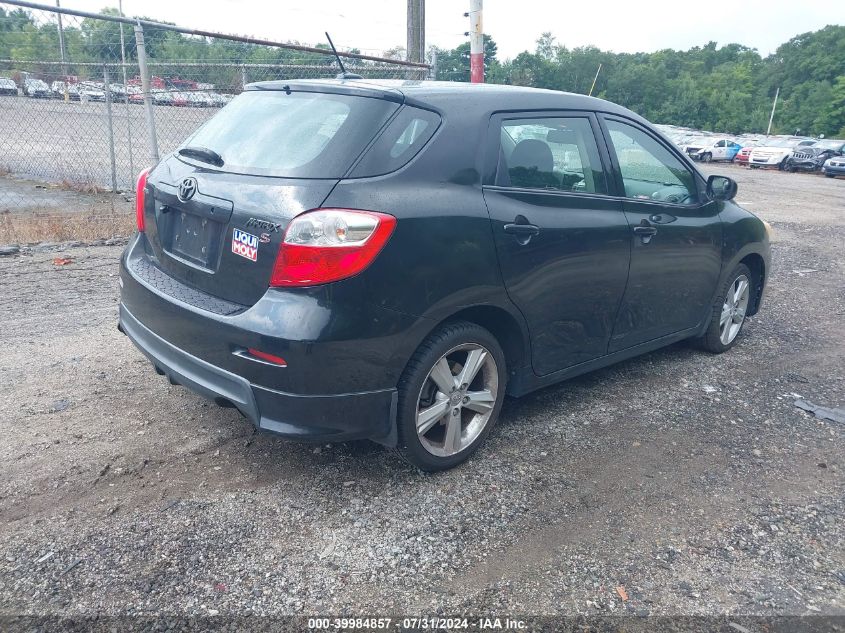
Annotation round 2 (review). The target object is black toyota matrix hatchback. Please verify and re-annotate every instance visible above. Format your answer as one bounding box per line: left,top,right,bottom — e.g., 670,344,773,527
119,79,771,471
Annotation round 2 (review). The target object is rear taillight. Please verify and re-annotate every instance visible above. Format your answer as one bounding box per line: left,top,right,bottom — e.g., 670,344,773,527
270,209,396,287
135,167,151,232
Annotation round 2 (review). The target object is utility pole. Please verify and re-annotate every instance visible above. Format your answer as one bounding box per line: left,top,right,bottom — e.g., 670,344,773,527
766,87,780,137
56,0,68,101
588,63,602,97
469,0,483,83
135,23,159,164
406,0,425,65
119,0,135,186
55,0,66,63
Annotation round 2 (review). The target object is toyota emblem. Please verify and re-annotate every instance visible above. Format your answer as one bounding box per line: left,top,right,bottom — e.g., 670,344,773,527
177,177,198,202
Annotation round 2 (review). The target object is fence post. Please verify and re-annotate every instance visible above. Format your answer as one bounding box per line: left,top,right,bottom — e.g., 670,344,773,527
134,23,159,164
241,65,248,91
103,64,118,193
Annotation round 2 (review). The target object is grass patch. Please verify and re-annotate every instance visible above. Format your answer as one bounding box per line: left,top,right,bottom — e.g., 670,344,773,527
58,179,109,195
0,210,134,244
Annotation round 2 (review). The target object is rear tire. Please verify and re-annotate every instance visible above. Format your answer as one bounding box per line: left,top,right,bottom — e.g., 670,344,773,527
395,321,507,472
695,264,753,354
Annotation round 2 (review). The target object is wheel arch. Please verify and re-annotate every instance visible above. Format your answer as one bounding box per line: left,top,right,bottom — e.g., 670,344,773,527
417,304,531,388
738,252,766,316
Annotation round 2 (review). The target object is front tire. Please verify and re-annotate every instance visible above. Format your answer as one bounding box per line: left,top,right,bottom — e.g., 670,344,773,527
702,152,712,163
395,321,507,472
696,264,752,353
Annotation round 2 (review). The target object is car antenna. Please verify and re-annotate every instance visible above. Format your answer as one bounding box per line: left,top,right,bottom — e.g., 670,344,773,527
325,32,363,80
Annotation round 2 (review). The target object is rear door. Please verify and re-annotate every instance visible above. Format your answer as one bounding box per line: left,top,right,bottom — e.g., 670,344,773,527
599,116,723,351
482,112,630,376
139,88,401,306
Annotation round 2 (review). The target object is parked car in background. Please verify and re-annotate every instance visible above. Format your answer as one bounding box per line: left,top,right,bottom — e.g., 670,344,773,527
108,82,129,103
749,137,811,169
169,92,190,107
51,80,80,100
151,89,174,106
821,156,845,178
0,76,17,95
678,135,711,154
76,82,106,102
787,139,845,172
120,79,770,471
207,92,228,107
187,91,217,107
687,138,743,162
735,140,761,166
24,78,50,98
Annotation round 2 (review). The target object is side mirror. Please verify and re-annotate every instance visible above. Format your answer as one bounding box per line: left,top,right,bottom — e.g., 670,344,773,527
707,174,737,201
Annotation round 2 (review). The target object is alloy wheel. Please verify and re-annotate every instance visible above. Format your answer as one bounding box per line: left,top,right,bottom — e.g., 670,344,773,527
415,343,499,457
719,274,750,345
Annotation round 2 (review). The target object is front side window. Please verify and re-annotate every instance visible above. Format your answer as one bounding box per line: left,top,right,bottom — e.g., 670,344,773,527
497,117,607,194
605,119,698,205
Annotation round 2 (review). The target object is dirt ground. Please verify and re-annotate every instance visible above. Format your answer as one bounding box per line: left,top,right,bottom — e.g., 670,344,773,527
0,165,843,620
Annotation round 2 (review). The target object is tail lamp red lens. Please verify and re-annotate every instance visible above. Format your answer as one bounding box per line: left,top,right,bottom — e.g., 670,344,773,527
135,167,151,232
270,209,396,287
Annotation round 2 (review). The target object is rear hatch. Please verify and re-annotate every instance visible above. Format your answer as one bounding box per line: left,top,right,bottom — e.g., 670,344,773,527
141,85,402,306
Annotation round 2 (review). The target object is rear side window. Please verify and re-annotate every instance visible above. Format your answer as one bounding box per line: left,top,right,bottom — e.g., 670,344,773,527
181,90,399,178
349,106,441,177
496,117,607,194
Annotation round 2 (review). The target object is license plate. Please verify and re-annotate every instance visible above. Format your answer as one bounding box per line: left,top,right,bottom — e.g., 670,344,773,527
172,211,218,267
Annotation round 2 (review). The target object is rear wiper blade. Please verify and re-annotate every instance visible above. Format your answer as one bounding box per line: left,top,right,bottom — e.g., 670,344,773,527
178,146,224,167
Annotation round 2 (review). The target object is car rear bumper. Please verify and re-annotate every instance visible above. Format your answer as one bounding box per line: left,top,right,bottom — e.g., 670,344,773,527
119,304,398,444
117,234,420,446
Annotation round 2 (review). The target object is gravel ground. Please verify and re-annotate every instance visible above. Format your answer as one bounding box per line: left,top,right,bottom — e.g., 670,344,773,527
0,165,843,620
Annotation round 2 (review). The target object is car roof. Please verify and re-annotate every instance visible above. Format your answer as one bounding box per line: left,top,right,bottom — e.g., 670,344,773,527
247,78,647,122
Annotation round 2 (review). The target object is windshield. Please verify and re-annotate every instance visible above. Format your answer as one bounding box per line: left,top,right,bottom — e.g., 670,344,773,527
182,90,399,178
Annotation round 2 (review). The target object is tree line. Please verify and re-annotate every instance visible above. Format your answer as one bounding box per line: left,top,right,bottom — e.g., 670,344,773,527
2,7,843,137
432,27,845,138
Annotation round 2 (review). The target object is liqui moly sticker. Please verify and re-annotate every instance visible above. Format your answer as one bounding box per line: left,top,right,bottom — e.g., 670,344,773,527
232,228,258,261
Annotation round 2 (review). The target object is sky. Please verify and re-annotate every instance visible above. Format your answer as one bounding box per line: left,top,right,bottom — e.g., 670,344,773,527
50,0,844,60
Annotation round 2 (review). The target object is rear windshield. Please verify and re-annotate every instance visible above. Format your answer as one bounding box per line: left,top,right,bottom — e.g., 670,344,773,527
180,90,400,178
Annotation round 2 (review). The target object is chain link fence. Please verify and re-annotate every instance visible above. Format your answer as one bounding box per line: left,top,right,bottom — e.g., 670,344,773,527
0,1,430,243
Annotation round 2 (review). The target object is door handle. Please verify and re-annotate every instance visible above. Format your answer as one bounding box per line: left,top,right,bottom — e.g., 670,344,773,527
632,225,657,236
503,223,540,236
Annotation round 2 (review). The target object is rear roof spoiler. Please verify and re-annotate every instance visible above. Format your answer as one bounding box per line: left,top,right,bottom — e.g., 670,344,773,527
247,80,405,104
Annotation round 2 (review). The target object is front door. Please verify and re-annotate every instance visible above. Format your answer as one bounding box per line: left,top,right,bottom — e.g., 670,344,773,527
601,116,723,352
483,113,630,376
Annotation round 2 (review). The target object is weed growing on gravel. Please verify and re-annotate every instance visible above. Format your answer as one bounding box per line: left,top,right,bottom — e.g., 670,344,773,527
0,210,134,243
